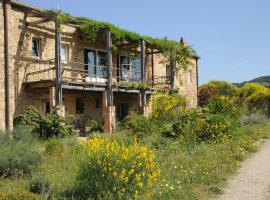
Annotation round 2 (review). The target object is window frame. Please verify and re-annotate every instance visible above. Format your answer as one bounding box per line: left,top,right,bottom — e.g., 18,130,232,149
85,48,108,78
118,54,141,82
32,38,41,59
61,44,69,64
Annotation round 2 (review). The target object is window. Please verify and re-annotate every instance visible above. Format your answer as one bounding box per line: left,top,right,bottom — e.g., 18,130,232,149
76,98,85,114
32,38,40,58
61,44,68,64
188,70,192,83
85,49,96,76
97,51,108,77
85,49,109,78
119,55,141,82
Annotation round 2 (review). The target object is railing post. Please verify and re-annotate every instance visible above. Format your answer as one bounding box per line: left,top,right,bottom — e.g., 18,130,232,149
55,17,62,106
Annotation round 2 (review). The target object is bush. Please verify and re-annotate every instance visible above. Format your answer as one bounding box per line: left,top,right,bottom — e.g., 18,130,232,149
0,129,42,178
239,83,268,99
120,112,156,136
13,106,42,128
198,80,239,106
173,97,239,142
29,173,50,195
173,107,237,143
84,115,103,133
14,107,73,139
240,111,269,126
207,96,240,121
151,92,186,120
239,83,270,114
74,137,160,199
0,179,40,200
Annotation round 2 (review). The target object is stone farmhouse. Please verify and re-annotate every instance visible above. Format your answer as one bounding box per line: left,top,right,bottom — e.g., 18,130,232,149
0,0,199,133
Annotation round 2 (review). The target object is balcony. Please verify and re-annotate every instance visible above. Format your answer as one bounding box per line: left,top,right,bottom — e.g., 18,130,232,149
24,58,171,90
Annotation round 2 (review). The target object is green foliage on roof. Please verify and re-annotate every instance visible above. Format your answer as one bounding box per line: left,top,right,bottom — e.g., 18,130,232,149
57,13,197,70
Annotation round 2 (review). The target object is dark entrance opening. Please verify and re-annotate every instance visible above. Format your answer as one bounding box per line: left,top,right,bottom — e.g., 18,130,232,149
116,103,128,121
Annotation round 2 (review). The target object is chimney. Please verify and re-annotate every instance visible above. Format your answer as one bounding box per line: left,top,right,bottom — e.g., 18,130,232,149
180,37,188,46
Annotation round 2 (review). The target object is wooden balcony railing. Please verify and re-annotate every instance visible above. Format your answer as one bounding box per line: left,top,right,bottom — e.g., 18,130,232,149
24,58,172,88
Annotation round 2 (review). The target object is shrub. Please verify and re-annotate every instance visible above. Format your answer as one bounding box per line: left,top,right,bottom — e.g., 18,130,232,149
239,83,270,114
151,92,186,120
198,80,239,106
173,107,237,142
240,111,269,126
239,83,268,99
84,115,103,133
15,107,73,139
120,112,155,135
74,137,160,199
0,129,42,178
13,106,42,127
207,96,240,121
29,173,50,195
0,179,40,200
33,110,73,139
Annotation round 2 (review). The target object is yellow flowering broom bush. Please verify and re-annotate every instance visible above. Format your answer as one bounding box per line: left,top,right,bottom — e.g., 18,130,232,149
74,137,160,199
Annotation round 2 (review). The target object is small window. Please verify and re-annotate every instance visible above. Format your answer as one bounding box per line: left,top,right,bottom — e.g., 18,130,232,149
188,70,192,83
76,98,85,114
43,101,50,114
32,38,40,58
61,44,68,64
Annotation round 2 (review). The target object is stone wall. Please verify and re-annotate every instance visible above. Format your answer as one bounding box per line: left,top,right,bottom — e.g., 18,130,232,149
0,2,198,131
152,53,198,107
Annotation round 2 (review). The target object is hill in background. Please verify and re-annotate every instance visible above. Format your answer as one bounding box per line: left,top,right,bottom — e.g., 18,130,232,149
236,75,270,87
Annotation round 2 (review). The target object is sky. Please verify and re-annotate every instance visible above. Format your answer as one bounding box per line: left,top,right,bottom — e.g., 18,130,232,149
23,0,270,85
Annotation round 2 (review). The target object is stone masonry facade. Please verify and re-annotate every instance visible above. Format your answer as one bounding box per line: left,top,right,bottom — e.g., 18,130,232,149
0,0,199,132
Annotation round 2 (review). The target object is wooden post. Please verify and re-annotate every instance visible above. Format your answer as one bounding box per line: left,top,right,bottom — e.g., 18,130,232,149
140,40,147,115
3,0,10,131
170,59,175,93
103,30,115,133
106,30,113,106
140,39,146,82
151,48,154,87
55,18,62,106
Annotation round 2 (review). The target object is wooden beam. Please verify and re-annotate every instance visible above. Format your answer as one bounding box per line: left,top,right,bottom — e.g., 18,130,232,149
146,50,163,55
26,17,53,26
107,30,113,106
55,19,62,106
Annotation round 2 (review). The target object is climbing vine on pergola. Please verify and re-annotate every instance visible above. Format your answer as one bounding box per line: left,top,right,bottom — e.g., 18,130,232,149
57,13,197,72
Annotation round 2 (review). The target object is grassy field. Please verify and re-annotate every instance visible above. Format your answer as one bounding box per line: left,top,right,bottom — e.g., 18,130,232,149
0,124,269,200
151,124,270,200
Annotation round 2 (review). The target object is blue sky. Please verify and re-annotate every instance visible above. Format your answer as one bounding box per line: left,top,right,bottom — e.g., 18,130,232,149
23,0,270,85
